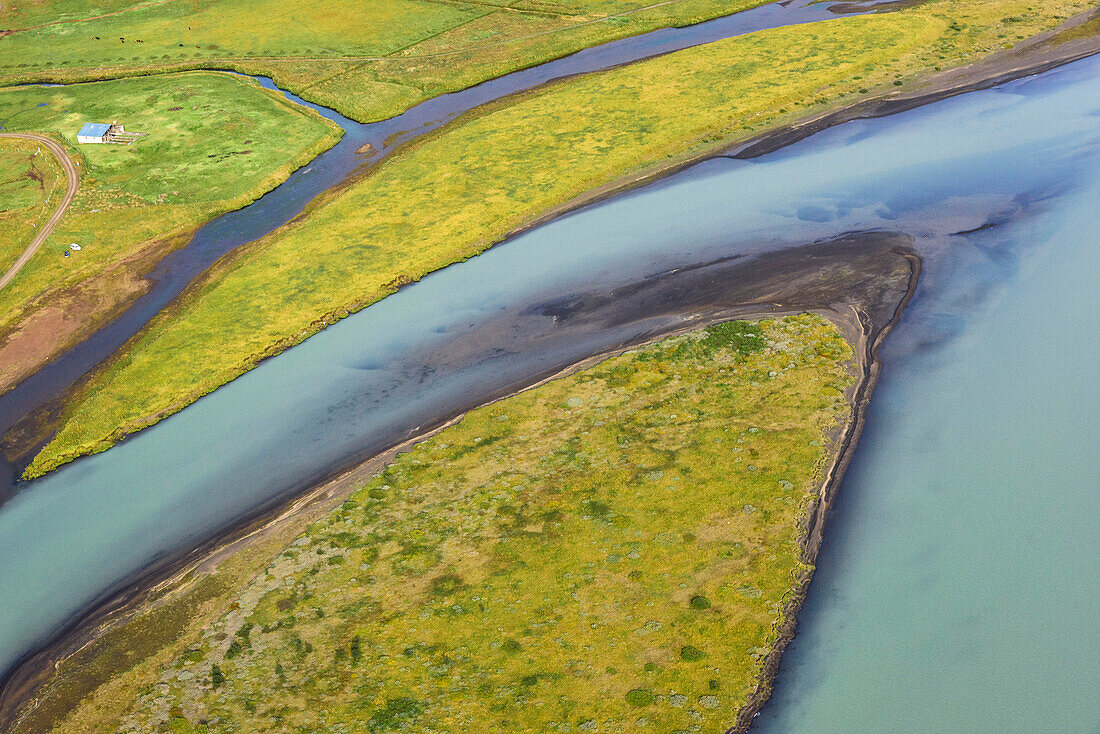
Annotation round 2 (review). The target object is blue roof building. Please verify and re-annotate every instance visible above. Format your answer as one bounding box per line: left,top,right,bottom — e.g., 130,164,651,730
77,122,113,144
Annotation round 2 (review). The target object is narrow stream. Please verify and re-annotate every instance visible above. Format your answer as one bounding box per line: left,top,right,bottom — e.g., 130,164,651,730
0,0,875,490
1,27,1097,734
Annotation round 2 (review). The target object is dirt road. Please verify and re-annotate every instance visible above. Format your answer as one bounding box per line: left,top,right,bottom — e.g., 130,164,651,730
0,132,79,291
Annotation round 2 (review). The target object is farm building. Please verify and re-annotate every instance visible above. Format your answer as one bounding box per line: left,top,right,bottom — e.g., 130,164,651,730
76,122,113,144
76,122,144,145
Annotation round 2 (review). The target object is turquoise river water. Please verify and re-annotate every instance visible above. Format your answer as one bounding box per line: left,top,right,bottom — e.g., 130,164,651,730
0,55,1097,732
752,68,1100,733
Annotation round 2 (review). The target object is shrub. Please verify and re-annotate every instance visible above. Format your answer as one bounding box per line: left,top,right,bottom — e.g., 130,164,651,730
350,636,363,664
680,646,705,662
367,697,423,731
689,595,711,610
210,664,225,690
428,574,465,597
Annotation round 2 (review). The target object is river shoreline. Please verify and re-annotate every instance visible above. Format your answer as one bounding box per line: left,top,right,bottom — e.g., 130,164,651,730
4,3,1096,484
0,0,889,479
2,27,1091,730
0,5,1096,729
499,5,1100,243
0,236,920,732
727,251,921,733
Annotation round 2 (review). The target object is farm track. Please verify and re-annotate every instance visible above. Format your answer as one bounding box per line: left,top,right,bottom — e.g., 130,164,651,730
0,133,79,292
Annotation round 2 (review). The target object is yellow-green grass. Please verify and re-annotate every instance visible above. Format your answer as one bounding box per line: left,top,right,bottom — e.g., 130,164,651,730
78,315,852,733
0,137,65,275
283,0,773,122
0,0,483,64
0,0,157,29
24,0,1090,479
0,72,340,383
0,0,773,123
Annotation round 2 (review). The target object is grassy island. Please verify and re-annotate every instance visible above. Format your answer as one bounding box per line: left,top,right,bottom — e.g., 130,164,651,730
12,314,861,733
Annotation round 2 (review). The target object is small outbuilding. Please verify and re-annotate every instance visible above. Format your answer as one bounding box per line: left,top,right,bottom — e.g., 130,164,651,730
76,122,145,145
76,122,113,144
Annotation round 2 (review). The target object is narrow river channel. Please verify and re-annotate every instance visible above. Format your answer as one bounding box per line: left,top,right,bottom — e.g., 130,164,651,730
0,0,877,477
1,39,1097,734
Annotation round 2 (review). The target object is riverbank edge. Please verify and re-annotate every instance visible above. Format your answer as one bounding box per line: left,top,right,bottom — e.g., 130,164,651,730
503,5,1100,239
0,0,906,475
15,4,1098,480
0,244,921,732
726,251,922,734
0,71,345,399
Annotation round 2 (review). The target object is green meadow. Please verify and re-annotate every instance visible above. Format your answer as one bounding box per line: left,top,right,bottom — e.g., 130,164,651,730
23,0,1090,478
0,0,147,28
0,0,770,122
0,72,340,392
39,315,855,733
1,0,481,64
0,137,65,275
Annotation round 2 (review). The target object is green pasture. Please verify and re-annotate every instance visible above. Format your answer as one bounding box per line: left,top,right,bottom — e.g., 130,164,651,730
0,71,340,357
0,0,484,67
111,315,854,732
0,0,140,29
24,0,1088,478
0,140,56,210
0,138,64,275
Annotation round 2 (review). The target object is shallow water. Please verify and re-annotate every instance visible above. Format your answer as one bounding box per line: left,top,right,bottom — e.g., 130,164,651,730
750,73,1100,734
0,53,1097,731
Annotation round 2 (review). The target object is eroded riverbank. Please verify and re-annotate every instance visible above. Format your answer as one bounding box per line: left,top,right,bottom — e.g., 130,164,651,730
0,0,886,485
749,68,1100,734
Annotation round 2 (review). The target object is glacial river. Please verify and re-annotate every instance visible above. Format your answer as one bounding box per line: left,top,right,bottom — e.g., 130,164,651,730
1,42,1098,734
751,63,1100,734
0,0,874,465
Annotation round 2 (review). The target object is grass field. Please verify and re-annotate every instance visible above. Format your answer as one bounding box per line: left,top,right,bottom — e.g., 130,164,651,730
0,137,65,276
22,315,856,733
1,0,483,64
21,0,1091,478
0,0,151,28
0,0,772,123
0,71,340,393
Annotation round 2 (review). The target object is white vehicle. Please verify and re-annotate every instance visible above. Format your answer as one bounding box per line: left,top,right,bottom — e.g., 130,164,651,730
69,243,82,251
